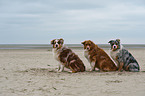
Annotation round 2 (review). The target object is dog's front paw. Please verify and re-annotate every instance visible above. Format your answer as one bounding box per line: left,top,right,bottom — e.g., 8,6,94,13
57,69,60,72
57,68,64,73
57,70,62,73
118,69,124,72
89,68,95,72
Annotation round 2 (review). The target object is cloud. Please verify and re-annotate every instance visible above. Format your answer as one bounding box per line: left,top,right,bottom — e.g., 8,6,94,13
0,0,145,44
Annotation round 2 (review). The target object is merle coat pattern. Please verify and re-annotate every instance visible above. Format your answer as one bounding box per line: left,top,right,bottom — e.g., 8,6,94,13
116,49,140,72
58,47,85,72
108,39,140,72
51,38,85,73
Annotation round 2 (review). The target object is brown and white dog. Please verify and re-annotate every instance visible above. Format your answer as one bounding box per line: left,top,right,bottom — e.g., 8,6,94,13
82,40,117,71
51,38,85,73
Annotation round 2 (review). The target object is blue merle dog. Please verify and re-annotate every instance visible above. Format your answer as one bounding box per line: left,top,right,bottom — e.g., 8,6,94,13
108,39,140,72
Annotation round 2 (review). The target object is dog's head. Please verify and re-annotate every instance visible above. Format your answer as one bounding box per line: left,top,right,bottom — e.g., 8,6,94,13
108,39,120,51
81,40,96,51
51,38,64,49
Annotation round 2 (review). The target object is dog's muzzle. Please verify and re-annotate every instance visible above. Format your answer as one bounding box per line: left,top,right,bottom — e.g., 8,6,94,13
113,45,117,49
86,46,90,50
55,44,59,48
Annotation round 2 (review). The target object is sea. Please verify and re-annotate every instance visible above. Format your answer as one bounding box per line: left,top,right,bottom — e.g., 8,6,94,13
0,44,145,50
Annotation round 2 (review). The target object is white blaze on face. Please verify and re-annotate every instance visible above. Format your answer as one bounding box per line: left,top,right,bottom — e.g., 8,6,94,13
86,45,90,50
54,39,59,48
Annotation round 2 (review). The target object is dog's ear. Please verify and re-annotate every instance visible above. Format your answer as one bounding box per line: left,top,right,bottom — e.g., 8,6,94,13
116,39,120,43
89,40,96,47
81,41,86,45
89,40,94,44
108,40,113,44
51,39,55,45
59,38,64,45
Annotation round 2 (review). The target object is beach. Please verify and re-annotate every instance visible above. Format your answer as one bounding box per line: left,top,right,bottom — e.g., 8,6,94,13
0,48,145,96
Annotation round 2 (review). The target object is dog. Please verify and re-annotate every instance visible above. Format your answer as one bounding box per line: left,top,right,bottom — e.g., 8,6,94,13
51,38,85,73
108,39,140,72
81,40,117,71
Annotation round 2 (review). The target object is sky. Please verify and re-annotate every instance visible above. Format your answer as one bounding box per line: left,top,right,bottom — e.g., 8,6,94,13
0,0,145,44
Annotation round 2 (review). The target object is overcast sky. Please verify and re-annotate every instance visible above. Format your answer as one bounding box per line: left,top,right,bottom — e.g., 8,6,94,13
0,0,145,44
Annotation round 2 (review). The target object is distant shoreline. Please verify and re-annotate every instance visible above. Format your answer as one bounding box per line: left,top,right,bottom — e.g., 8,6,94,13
0,44,145,49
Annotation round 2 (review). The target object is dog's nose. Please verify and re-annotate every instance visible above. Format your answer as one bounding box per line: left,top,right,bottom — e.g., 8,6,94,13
113,45,117,49
86,46,90,50
55,44,58,47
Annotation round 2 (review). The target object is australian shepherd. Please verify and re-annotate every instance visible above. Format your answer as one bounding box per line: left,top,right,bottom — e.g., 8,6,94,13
82,40,117,71
108,39,140,72
51,38,85,73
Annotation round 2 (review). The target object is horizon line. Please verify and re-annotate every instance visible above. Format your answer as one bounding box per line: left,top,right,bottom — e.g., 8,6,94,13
0,43,145,45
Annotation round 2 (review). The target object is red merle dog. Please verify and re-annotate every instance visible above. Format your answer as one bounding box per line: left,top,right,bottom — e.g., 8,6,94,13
51,38,85,73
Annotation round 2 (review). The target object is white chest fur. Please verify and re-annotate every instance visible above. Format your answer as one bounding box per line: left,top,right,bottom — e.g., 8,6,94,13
84,50,91,62
52,48,59,61
110,49,120,65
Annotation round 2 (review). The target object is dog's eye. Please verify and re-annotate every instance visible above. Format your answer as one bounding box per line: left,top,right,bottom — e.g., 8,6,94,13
115,41,120,45
86,44,90,46
52,42,56,44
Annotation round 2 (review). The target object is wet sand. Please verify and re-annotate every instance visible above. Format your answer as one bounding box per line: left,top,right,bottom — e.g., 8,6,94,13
0,48,145,96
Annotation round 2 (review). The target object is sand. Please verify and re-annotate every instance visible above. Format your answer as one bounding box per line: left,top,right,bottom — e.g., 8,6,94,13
0,48,145,96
